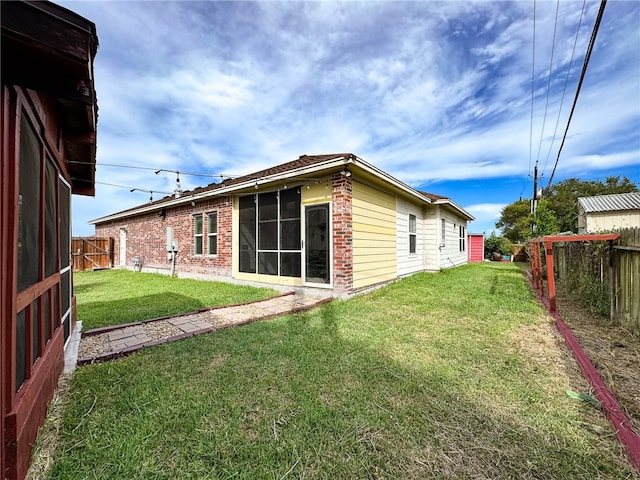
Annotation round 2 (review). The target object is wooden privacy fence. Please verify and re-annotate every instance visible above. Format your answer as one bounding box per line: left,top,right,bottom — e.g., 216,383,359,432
548,227,640,335
612,228,640,334
72,237,114,271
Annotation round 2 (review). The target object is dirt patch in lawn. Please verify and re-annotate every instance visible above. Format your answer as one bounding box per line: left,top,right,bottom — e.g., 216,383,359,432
555,280,640,434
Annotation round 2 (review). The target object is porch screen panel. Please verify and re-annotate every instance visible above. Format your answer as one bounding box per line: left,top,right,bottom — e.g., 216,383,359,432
258,192,278,250
61,269,71,340
239,195,256,273
280,253,301,277
44,290,51,343
59,179,71,268
240,190,301,278
257,192,278,275
279,188,301,277
258,252,278,275
18,114,42,291
52,285,59,329
32,298,40,364
16,309,26,391
45,159,58,277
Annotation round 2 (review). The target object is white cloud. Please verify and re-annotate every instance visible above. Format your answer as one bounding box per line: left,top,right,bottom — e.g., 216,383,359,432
56,0,639,236
465,203,508,235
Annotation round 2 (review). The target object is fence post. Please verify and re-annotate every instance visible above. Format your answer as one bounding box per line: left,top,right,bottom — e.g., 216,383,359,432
544,241,556,311
609,240,614,322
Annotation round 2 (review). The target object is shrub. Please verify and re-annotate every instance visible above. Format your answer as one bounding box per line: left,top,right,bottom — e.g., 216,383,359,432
484,233,513,258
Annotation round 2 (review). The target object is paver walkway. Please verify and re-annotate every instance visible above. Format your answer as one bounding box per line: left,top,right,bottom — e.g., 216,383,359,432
77,292,332,365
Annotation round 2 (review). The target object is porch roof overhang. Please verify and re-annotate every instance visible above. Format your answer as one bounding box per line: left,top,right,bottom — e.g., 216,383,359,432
90,154,474,225
1,0,99,196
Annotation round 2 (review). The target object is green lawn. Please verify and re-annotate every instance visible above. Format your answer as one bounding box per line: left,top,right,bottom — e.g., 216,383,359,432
73,269,277,330
49,264,636,478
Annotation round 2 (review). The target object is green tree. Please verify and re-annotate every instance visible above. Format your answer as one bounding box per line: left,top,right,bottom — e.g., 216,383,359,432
496,176,638,238
496,199,531,243
484,232,513,257
530,199,559,237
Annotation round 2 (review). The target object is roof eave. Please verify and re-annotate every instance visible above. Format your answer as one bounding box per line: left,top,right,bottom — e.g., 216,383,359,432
432,198,475,221
89,156,352,224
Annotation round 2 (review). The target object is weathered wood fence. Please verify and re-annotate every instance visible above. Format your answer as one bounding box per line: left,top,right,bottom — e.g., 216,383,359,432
553,227,639,335
72,237,113,271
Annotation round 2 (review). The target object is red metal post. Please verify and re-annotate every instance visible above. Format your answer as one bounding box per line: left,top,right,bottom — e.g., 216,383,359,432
544,241,556,311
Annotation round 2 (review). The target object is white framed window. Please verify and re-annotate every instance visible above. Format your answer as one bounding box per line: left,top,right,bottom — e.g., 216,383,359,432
441,218,446,247
459,225,466,252
409,214,417,253
207,212,217,255
194,214,203,255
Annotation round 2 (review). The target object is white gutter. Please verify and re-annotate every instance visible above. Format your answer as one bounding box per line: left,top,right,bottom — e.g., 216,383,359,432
431,198,475,221
350,156,433,206
351,156,474,220
90,154,474,224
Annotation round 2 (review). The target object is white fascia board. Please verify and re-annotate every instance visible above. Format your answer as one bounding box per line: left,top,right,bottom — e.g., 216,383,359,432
432,198,475,221
350,156,433,206
90,157,350,224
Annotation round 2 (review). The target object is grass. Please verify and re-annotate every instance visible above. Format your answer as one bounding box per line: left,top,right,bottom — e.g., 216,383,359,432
73,269,277,330
47,263,637,479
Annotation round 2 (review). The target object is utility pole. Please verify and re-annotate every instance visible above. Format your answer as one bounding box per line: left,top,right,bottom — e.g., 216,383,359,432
531,165,538,234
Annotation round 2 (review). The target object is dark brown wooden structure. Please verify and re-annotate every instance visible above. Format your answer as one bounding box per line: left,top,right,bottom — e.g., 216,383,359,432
1,2,98,478
72,237,114,271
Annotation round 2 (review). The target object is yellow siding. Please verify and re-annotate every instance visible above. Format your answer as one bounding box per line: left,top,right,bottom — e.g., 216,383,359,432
352,181,397,289
302,183,332,205
235,271,302,287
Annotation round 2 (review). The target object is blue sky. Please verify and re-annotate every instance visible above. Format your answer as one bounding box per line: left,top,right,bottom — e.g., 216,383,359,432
57,1,640,236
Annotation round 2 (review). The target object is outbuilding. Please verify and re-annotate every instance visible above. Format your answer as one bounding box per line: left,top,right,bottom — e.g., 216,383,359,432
92,154,474,295
577,192,640,233
467,233,485,262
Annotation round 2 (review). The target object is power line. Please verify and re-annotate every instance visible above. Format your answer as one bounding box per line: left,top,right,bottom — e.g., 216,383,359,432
528,0,537,181
547,0,608,189
92,181,173,202
66,160,239,179
541,0,588,178
534,0,560,173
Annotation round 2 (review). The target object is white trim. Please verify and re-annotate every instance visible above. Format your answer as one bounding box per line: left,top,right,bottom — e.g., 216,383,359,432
90,155,474,225
206,211,218,256
302,202,333,288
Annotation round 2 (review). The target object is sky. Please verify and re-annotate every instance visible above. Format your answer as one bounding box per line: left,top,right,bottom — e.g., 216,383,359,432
57,0,640,237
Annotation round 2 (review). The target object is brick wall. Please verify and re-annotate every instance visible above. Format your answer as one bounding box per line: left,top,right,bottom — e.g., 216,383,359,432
332,172,353,292
95,197,233,277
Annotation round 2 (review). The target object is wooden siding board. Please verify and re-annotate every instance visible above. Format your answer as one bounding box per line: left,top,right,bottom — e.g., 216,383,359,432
5,327,64,480
422,213,438,270
352,181,397,288
586,212,640,233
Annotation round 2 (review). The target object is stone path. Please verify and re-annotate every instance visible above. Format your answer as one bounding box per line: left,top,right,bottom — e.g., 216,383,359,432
77,292,332,365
